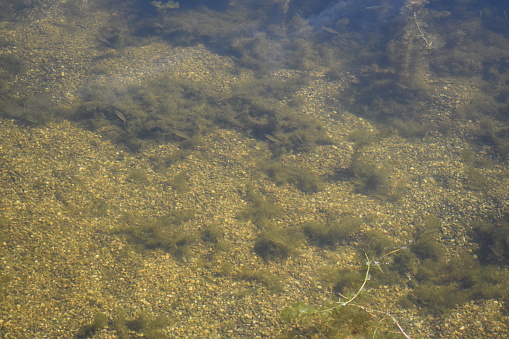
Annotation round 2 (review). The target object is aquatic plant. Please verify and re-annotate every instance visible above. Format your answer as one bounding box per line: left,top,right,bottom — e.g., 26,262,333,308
200,225,222,244
253,226,303,261
301,215,361,248
235,267,283,293
113,310,171,339
116,209,196,259
237,184,282,229
76,312,108,338
471,214,509,265
168,170,190,193
74,73,329,155
281,255,411,338
350,157,391,197
259,160,323,194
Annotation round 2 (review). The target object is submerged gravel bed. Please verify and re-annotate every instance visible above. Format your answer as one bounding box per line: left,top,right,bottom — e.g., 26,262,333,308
0,105,507,337
0,1,508,338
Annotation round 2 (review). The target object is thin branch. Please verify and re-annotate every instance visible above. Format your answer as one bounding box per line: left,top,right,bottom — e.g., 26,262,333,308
318,254,411,338
342,253,371,306
352,304,412,339
414,12,433,49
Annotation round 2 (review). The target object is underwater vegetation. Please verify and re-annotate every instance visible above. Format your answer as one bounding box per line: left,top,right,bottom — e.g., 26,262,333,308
281,300,404,339
281,255,412,339
420,0,509,157
234,266,283,293
115,209,196,259
458,92,509,158
165,170,190,193
318,266,363,297
327,0,509,151
237,184,282,229
330,128,409,201
378,214,509,315
258,160,323,194
253,226,303,262
349,156,391,197
73,74,330,155
223,75,332,155
0,0,31,22
0,54,23,92
301,215,362,248
77,310,171,339
281,209,509,333
129,0,342,74
2,0,508,335
471,213,509,266
117,311,171,339
199,225,220,244
51,0,509,160
76,312,108,338
73,77,217,152
0,55,64,124
0,94,71,125
335,22,435,140
459,148,495,191
408,253,509,315
280,245,509,337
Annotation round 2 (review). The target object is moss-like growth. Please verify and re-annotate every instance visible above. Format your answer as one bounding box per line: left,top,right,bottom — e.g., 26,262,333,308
112,310,171,339
88,197,110,217
126,312,171,339
390,249,419,276
350,158,391,196
319,266,363,297
334,130,409,201
301,221,330,246
0,54,23,76
281,300,392,338
117,209,196,259
74,77,217,151
290,167,324,194
409,283,468,315
225,77,332,156
407,246,509,315
259,161,323,194
460,148,495,191
253,226,302,261
302,215,361,248
0,94,68,125
201,225,222,244
347,127,391,149
111,309,130,339
237,185,281,229
168,170,190,193
153,150,191,169
339,64,428,126
235,267,283,293
411,238,446,262
127,168,149,183
422,3,509,157
200,225,230,253
471,214,509,265
411,255,484,313
74,73,330,155
357,230,396,258
76,312,108,338
410,215,444,262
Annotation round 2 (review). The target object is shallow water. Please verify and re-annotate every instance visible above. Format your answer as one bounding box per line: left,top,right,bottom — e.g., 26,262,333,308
0,0,508,337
